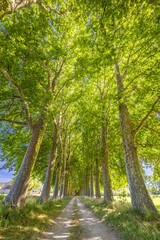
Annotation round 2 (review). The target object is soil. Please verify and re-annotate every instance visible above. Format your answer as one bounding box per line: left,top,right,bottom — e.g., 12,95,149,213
38,197,121,240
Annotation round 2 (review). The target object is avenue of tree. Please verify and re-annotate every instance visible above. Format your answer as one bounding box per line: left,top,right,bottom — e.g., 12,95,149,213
0,0,159,214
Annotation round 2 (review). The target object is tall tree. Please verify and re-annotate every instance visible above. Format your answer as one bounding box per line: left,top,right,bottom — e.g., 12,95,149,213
0,5,68,206
39,121,58,202
115,63,158,213
81,0,159,213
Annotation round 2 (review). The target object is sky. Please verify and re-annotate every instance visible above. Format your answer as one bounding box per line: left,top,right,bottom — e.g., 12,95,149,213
0,162,14,183
0,161,153,183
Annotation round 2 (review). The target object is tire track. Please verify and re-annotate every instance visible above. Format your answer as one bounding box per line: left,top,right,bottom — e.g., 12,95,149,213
38,197,121,240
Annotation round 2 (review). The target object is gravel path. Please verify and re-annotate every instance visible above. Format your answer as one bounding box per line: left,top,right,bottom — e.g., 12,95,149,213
38,197,121,240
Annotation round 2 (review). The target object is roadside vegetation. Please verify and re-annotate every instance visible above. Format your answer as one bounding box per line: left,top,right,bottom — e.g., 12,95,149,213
81,196,160,240
0,193,159,240
0,196,70,240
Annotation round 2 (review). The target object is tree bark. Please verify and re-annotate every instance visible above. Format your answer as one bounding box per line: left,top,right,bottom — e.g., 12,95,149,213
60,161,68,198
59,155,66,198
115,63,158,214
4,115,46,207
59,181,64,198
52,167,60,200
79,171,90,196
39,123,57,202
101,124,113,203
85,169,90,196
90,172,94,197
0,0,62,20
95,158,101,198
63,170,68,197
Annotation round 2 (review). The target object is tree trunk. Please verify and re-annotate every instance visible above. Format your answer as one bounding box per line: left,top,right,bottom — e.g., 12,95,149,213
86,170,90,196
61,162,68,198
95,158,101,198
115,63,158,214
90,172,94,197
52,168,60,200
59,156,66,198
59,157,65,198
63,171,68,197
39,123,57,202
59,181,64,198
79,171,90,196
4,116,46,207
101,124,113,203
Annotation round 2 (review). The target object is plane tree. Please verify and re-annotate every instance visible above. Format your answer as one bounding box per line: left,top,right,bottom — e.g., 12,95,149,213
0,0,159,215
0,4,75,207
100,1,159,213
76,0,159,213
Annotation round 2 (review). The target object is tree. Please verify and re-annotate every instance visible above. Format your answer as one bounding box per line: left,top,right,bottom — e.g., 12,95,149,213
0,0,65,19
0,0,159,215
77,0,159,213
115,63,158,213
0,5,68,206
39,121,58,202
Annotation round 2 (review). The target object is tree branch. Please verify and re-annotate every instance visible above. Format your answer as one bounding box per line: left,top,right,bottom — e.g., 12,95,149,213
0,118,27,125
134,96,160,135
122,41,137,79
143,125,160,136
52,59,65,93
0,64,33,129
0,0,34,19
37,0,66,15
0,0,65,20
54,76,75,100
124,71,147,90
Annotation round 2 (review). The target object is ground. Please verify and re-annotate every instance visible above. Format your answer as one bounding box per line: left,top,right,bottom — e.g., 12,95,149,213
38,197,121,240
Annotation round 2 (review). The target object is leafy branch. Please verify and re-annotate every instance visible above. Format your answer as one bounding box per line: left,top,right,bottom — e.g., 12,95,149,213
0,118,27,125
134,96,160,135
0,0,66,20
52,59,66,93
143,125,160,136
0,64,33,129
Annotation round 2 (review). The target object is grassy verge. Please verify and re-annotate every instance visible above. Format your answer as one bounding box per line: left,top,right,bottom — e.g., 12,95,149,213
0,195,71,240
81,196,160,240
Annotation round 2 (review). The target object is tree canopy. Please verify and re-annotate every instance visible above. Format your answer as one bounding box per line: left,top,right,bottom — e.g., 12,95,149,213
0,0,159,213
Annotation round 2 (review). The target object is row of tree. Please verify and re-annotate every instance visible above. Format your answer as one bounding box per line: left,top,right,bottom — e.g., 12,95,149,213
0,0,159,214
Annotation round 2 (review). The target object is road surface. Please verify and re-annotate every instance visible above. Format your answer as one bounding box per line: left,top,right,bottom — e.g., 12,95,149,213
38,197,121,240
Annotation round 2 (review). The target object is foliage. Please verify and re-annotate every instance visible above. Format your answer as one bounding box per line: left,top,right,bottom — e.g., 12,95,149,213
0,196,71,240
0,0,159,212
81,197,160,240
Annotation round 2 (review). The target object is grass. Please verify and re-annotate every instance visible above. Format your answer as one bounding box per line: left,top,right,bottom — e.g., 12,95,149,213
115,195,160,209
0,194,159,240
0,195,71,240
81,196,160,240
68,202,82,240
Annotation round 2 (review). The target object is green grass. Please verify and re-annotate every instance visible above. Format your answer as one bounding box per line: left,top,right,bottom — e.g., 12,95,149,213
114,195,160,211
81,196,160,240
0,194,159,240
0,196,71,240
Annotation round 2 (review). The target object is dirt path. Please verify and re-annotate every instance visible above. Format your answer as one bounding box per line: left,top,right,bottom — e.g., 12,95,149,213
38,197,121,240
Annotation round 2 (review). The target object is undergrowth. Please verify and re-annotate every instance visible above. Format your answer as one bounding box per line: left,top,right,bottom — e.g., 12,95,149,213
81,197,160,240
0,196,71,240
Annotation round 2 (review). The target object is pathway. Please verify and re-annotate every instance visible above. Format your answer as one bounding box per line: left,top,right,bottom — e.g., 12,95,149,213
38,197,121,240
